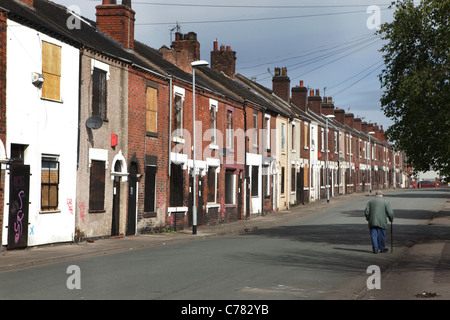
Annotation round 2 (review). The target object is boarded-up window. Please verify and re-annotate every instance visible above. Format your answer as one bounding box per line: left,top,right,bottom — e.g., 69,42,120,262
89,160,105,212
92,67,107,119
42,41,61,101
41,156,59,211
304,164,309,187
146,87,158,133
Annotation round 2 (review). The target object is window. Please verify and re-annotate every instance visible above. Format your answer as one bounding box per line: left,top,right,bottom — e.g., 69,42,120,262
253,110,258,147
207,167,217,203
42,41,61,101
334,132,338,154
41,156,59,211
146,87,158,134
265,116,270,151
174,94,183,135
92,67,107,119
291,123,295,150
251,166,259,197
225,171,235,204
281,123,286,152
144,166,156,212
281,167,285,194
170,163,184,207
226,110,233,149
304,123,309,149
210,106,217,145
321,128,325,152
89,160,105,212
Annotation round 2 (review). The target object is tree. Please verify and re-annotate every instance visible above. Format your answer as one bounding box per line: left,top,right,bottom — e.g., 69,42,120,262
378,0,450,178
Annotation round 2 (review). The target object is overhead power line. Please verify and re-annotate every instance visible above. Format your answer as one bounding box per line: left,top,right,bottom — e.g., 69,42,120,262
135,8,391,26
133,2,392,9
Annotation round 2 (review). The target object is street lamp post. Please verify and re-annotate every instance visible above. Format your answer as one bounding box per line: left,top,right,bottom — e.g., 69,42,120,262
325,115,335,203
191,60,209,235
368,131,375,193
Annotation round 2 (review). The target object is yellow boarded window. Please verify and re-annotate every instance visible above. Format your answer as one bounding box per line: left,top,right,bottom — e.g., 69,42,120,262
42,41,61,101
146,86,157,133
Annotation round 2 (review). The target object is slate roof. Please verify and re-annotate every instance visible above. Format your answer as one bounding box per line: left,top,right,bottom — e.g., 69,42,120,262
0,0,309,119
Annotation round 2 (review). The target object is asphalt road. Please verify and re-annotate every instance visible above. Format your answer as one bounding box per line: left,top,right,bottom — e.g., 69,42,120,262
0,189,448,301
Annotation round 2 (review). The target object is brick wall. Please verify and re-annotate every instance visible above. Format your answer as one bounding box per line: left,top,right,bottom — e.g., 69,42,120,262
128,68,170,233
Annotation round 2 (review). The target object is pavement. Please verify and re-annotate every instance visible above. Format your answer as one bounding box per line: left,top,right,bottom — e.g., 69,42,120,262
1,188,449,300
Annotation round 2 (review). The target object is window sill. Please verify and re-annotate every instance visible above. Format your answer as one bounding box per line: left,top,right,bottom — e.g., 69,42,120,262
146,131,159,138
209,144,219,150
168,206,188,213
89,209,106,214
172,137,185,144
41,97,63,104
40,210,61,214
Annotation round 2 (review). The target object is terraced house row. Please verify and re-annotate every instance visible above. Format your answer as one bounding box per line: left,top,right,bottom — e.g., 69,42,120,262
0,0,411,249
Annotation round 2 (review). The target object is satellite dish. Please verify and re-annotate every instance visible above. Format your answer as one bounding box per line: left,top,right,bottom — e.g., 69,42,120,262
86,115,103,130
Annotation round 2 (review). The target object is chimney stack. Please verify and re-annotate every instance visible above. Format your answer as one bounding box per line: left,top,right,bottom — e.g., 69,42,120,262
291,80,308,112
210,40,237,78
354,117,362,131
160,31,201,74
307,88,322,115
344,113,354,129
321,96,334,116
334,108,345,124
96,0,135,50
272,67,291,103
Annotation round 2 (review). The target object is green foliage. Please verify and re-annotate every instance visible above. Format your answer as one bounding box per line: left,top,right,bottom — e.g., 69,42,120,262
378,0,450,178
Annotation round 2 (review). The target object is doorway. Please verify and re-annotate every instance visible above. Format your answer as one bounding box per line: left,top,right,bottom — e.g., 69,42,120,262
126,162,138,236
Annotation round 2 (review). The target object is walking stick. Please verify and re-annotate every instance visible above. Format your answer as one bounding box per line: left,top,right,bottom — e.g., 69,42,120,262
391,221,393,253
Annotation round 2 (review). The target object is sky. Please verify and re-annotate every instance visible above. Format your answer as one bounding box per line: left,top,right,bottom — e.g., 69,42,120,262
51,0,410,132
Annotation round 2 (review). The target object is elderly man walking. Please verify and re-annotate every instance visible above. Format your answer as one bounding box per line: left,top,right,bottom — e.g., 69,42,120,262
365,191,394,254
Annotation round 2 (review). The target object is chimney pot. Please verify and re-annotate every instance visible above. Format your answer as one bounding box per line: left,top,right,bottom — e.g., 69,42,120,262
226,46,231,51
220,45,225,51
213,40,218,51
300,80,304,87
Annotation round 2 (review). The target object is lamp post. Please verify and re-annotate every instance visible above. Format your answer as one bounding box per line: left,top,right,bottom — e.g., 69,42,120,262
325,115,335,203
191,60,209,235
368,131,375,193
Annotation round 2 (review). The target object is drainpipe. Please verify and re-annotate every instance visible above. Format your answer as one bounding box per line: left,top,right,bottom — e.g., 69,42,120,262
168,76,173,177
76,48,83,169
261,109,265,215
243,101,249,218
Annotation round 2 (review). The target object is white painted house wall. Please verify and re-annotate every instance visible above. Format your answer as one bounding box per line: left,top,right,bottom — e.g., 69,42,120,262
2,20,79,246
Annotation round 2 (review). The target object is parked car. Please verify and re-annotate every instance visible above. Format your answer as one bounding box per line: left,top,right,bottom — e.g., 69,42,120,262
420,180,438,188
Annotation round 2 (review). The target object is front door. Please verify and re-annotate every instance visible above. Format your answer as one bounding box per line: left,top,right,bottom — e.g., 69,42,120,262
8,164,30,249
296,168,304,204
126,163,137,236
112,175,120,236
